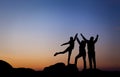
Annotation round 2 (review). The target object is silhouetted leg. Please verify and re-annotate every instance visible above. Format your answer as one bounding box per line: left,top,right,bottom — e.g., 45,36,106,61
83,55,86,70
93,52,96,69
54,48,69,56
68,50,72,65
75,54,81,66
88,54,92,69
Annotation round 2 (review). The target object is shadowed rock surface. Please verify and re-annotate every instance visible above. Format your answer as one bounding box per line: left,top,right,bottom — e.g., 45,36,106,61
0,60,13,76
44,62,66,72
0,60,13,72
0,60,119,77
43,62,79,77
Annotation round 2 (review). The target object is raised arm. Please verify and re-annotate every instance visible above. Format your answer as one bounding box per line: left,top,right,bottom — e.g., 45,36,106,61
80,33,88,41
94,34,99,43
77,37,81,45
73,33,78,41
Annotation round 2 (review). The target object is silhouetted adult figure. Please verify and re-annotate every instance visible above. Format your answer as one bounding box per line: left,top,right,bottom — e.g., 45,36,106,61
54,33,78,65
81,33,99,69
75,37,86,70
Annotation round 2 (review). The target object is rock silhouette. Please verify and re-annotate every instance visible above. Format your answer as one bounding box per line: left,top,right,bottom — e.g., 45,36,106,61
0,60,13,72
44,62,78,72
43,62,79,77
13,68,35,77
0,60,119,77
44,62,66,72
0,60,13,75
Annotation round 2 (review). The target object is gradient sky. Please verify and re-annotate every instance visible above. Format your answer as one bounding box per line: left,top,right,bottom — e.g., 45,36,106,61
0,0,120,71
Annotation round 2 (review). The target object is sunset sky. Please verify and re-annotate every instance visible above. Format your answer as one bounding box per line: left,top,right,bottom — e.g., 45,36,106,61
0,0,120,71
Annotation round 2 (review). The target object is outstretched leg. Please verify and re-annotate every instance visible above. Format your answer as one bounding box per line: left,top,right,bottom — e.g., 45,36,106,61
54,48,69,56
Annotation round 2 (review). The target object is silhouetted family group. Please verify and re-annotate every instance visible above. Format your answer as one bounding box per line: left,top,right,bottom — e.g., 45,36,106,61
54,33,99,70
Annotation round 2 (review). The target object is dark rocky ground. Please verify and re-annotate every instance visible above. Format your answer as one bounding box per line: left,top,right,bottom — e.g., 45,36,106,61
0,60,119,77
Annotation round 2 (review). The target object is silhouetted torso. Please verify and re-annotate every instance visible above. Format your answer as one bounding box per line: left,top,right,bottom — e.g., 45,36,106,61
79,41,86,55
87,40,95,53
68,39,74,50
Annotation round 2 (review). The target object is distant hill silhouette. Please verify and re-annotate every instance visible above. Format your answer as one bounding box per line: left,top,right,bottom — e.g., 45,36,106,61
0,60,13,72
0,60,119,77
0,60,13,76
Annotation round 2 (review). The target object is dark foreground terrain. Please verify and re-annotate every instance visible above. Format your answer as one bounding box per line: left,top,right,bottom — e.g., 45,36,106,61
0,60,119,77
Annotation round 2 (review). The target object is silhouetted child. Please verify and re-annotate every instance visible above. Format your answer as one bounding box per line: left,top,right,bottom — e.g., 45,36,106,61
54,33,78,65
81,33,99,69
75,37,86,70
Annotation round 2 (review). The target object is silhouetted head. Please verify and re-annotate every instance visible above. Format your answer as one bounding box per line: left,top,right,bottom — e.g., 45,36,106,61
70,37,73,40
90,36,94,41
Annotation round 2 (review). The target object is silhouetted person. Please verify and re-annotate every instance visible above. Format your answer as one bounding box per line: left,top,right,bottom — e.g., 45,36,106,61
75,37,86,70
54,33,78,65
81,33,99,69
